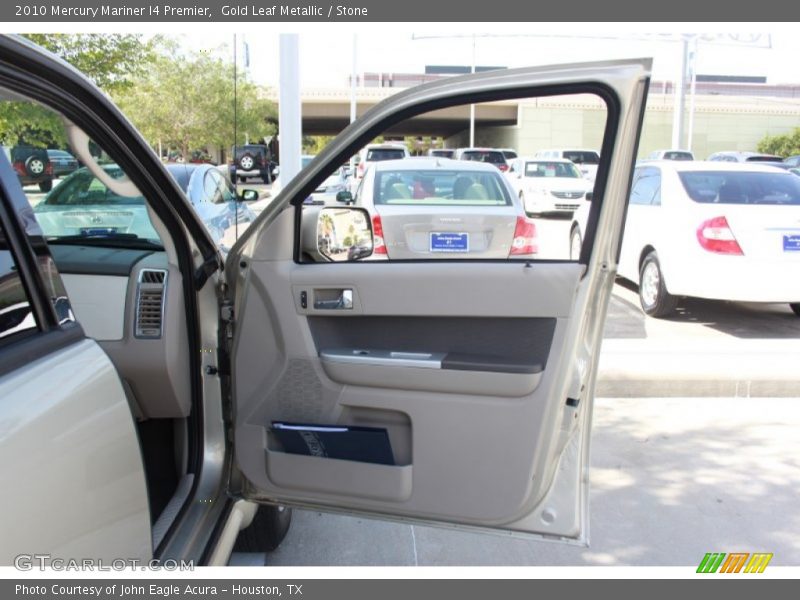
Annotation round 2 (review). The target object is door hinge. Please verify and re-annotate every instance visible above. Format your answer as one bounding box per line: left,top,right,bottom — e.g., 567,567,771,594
220,302,234,323
215,347,231,377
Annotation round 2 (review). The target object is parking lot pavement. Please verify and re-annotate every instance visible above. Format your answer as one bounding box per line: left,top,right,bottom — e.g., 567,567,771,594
600,278,800,398
23,179,63,206
264,396,800,566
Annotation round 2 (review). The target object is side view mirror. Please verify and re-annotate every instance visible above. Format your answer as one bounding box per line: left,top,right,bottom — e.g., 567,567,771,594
336,190,354,204
239,189,259,202
585,192,593,201
303,206,373,262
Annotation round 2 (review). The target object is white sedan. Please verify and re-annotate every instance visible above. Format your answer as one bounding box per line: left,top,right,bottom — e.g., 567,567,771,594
616,161,800,317
506,157,592,216
350,157,537,259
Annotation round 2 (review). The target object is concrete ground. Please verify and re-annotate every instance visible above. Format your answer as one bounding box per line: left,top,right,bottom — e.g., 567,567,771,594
599,281,800,397
260,396,800,566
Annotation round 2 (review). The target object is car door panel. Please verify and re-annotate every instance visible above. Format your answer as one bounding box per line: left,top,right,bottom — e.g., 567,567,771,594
229,59,651,541
0,137,152,564
0,339,152,564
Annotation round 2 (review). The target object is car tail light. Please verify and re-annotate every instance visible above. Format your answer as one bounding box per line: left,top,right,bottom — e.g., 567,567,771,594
372,215,387,255
357,162,365,178
510,216,537,256
12,161,26,177
498,164,509,172
696,216,743,255
44,162,53,176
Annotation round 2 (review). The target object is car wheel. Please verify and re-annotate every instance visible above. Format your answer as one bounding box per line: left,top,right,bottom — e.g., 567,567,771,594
638,251,678,318
233,505,292,553
569,226,582,261
238,154,255,171
790,303,800,317
25,156,47,176
38,179,53,192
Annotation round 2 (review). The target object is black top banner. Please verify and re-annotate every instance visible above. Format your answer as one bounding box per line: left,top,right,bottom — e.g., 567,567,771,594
1,0,797,22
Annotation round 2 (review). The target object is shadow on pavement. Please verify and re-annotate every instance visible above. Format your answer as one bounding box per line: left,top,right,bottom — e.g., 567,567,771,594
604,293,647,339
612,278,800,340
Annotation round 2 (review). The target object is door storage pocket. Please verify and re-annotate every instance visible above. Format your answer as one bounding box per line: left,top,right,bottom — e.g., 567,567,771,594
264,449,413,501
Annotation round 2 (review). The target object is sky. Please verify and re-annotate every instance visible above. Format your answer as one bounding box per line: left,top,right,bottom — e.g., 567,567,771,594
171,26,800,90
6,22,800,90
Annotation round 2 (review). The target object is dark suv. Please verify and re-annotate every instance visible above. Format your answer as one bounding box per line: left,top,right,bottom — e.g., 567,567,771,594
231,144,274,184
3,145,54,191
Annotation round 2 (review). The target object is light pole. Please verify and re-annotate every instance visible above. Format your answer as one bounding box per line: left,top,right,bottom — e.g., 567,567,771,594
278,34,302,184
411,33,480,147
470,34,476,147
350,34,358,172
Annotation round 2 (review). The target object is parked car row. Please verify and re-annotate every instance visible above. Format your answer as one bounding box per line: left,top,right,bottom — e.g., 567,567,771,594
570,160,800,318
31,162,256,255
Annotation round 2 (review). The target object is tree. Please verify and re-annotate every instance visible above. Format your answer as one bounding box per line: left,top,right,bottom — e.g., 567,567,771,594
115,46,277,158
0,101,64,147
1,34,158,147
303,135,335,154
757,128,800,158
23,34,157,94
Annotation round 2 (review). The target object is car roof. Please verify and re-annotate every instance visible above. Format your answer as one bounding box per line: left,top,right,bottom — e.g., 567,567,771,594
642,160,793,173
372,157,503,173
164,162,203,190
517,156,574,163
457,147,504,152
708,151,780,158
364,143,407,149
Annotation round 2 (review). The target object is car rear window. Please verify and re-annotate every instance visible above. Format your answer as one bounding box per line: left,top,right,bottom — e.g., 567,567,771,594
563,151,600,165
745,155,782,162
373,169,512,206
663,151,693,161
502,150,518,159
366,148,406,161
524,161,582,178
460,151,506,165
679,170,800,205
430,149,455,158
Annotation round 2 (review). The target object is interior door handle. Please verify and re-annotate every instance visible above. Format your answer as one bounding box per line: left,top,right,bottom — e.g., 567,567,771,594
313,289,353,310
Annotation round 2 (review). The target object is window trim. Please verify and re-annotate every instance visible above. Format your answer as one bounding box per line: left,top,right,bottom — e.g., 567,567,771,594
289,80,624,266
0,153,86,374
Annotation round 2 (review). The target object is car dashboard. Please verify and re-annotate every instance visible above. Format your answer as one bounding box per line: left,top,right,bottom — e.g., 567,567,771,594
50,244,191,419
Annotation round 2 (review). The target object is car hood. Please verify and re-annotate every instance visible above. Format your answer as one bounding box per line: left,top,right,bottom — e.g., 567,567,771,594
33,204,159,240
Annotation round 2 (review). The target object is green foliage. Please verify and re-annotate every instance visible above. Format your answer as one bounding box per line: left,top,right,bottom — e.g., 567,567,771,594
405,136,439,155
0,102,64,147
115,44,277,157
23,34,157,94
1,34,157,147
1,35,277,159
757,128,800,157
303,135,335,154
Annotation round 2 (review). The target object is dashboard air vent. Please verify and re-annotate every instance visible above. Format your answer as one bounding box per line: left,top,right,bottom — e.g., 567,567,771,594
135,269,168,338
